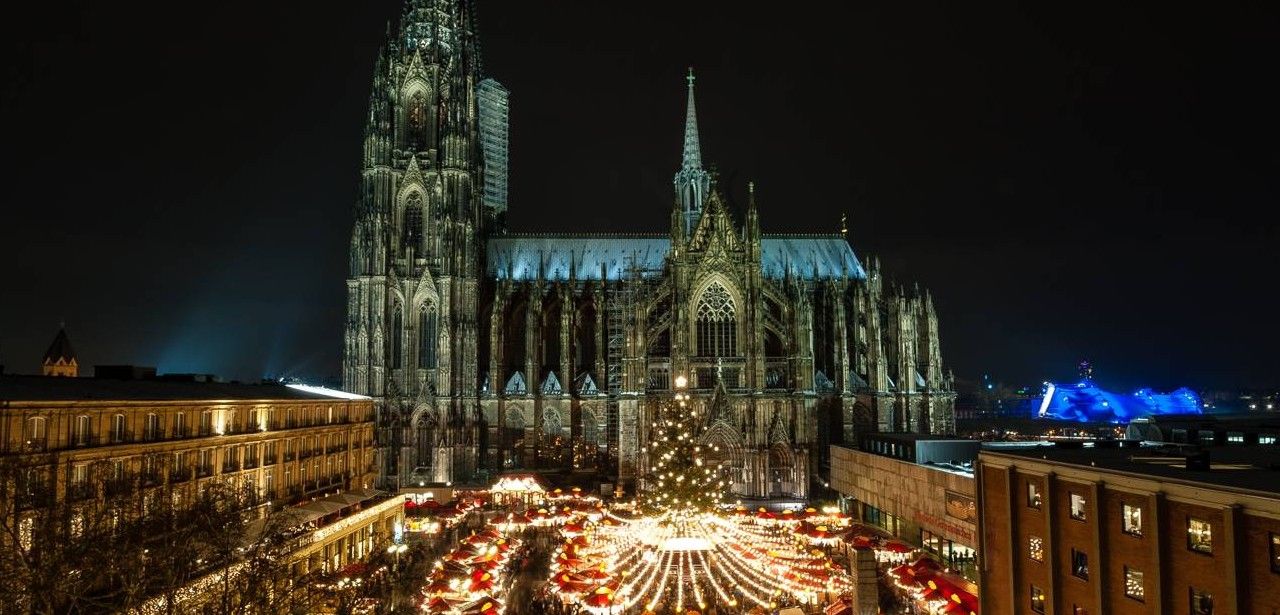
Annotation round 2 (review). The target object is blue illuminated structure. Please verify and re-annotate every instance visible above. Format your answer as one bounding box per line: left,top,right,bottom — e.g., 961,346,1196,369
1035,379,1201,422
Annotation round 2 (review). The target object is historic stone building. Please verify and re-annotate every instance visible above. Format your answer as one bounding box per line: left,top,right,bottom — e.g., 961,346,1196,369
343,0,955,498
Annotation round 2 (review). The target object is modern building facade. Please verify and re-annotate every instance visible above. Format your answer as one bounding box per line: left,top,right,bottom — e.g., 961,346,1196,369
829,435,979,578
977,442,1280,615
343,0,956,497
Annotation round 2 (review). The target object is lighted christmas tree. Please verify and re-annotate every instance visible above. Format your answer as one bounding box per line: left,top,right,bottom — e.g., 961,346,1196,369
639,375,727,515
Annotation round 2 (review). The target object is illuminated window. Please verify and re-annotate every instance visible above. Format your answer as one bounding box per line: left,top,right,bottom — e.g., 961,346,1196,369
1190,587,1213,615
73,415,90,445
1124,566,1144,601
1070,492,1087,521
695,283,737,357
1188,517,1213,553
1027,482,1042,509
1070,549,1088,579
1028,536,1044,562
1261,434,1278,445
144,413,160,440
1072,607,1088,615
24,416,46,443
1226,431,1244,443
1030,585,1046,613
1122,503,1143,536
1271,533,1280,573
111,414,126,443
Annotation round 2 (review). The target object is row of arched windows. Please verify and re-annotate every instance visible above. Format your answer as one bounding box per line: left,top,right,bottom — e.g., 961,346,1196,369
390,303,440,370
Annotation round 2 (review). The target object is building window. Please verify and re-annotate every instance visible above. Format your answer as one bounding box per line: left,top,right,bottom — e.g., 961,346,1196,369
1124,566,1144,601
1070,492,1087,521
402,193,424,251
1199,430,1215,445
391,305,404,369
1070,549,1088,579
419,307,438,369
1030,585,1046,613
1027,482,1042,509
695,282,737,357
1072,607,1088,615
24,416,47,444
111,414,127,443
1188,517,1213,553
144,413,160,440
1272,533,1280,573
174,412,185,437
1226,431,1244,443
1028,536,1044,562
73,415,90,445
200,410,213,436
1190,587,1213,615
1260,434,1277,445
1122,503,1143,536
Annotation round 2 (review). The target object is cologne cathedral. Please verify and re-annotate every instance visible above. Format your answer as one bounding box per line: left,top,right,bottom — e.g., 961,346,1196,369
344,0,955,499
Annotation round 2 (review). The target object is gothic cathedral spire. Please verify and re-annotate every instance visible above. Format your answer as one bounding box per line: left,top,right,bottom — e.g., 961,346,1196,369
675,67,710,236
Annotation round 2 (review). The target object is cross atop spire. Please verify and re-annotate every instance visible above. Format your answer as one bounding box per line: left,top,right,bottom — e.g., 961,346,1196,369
681,67,702,171
674,67,711,236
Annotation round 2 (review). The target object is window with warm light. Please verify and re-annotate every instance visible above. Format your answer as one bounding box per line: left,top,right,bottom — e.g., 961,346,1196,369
1028,482,1042,509
1070,492,1087,521
1028,536,1044,562
1122,503,1143,536
1124,566,1144,601
1190,587,1213,615
1188,517,1213,553
1030,585,1046,613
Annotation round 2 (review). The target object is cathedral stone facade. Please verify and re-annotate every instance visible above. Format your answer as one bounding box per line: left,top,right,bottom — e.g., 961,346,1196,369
344,0,955,499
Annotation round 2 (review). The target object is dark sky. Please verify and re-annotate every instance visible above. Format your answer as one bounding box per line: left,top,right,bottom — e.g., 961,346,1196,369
2,1,1277,391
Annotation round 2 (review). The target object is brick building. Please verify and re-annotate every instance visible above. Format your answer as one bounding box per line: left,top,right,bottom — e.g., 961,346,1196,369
977,442,1280,615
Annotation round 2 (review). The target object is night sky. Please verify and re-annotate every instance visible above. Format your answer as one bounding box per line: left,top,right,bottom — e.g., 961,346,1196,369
2,1,1277,391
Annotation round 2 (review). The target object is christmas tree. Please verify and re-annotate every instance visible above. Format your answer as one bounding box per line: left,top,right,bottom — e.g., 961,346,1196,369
639,376,727,515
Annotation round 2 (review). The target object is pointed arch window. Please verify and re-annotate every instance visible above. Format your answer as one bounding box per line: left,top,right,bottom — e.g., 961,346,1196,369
403,193,424,252
696,282,737,357
406,91,428,150
419,306,438,369
391,305,404,369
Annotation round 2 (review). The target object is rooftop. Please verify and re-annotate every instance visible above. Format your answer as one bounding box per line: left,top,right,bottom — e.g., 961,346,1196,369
0,375,369,403
864,432,979,443
981,441,1280,498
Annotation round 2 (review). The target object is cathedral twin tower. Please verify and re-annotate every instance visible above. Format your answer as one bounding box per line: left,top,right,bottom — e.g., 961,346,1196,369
344,0,954,497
